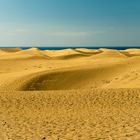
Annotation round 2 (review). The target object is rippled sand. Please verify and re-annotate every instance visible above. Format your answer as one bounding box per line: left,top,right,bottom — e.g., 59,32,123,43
0,48,140,139
1,89,140,139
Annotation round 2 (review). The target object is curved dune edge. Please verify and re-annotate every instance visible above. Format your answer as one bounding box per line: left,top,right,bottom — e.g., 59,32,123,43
0,48,51,60
1,48,140,60
1,56,140,91
1,48,140,140
44,48,93,60
0,48,140,91
0,48,22,52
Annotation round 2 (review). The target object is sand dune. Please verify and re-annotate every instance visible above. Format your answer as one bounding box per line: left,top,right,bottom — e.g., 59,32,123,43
1,48,140,139
1,47,140,60
89,48,128,58
0,47,22,53
122,49,140,57
0,48,140,90
14,48,50,59
0,49,9,56
0,48,50,60
44,48,91,60
75,48,102,55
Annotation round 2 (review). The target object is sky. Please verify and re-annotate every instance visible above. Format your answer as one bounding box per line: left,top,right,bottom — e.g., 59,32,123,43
0,0,140,47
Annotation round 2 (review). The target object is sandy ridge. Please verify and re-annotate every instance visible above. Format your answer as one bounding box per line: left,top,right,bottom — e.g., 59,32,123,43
0,48,140,91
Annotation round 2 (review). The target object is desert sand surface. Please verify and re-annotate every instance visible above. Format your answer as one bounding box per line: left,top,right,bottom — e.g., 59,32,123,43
1,48,140,139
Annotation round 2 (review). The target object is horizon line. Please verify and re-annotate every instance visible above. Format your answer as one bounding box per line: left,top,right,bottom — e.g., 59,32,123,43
0,45,140,48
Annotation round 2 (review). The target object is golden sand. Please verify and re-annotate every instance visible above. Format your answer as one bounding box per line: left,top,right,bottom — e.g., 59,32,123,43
0,48,140,139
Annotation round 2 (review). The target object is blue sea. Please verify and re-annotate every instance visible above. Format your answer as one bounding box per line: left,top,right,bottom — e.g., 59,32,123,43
1,46,140,50
20,46,140,50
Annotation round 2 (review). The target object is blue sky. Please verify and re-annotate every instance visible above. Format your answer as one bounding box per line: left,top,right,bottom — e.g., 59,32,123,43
0,0,140,46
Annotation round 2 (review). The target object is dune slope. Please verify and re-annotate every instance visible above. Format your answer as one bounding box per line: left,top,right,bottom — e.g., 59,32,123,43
0,48,140,90
1,48,140,139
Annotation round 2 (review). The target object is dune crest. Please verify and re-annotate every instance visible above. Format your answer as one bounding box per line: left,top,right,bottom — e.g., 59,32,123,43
0,48,22,52
44,48,91,59
1,47,140,60
0,48,140,90
0,47,51,60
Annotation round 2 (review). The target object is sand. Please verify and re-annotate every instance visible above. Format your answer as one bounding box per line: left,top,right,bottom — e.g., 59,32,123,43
0,48,140,139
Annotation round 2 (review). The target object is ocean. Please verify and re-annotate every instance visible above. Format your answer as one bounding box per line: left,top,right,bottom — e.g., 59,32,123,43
1,46,140,50
20,46,140,50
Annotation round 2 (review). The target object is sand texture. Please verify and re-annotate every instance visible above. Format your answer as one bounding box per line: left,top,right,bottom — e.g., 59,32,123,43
0,48,140,139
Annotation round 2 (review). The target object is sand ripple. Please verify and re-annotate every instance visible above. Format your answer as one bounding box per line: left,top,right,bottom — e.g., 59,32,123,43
0,89,140,139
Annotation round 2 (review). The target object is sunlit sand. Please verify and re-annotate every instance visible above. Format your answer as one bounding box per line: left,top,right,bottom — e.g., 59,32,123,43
1,48,140,139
